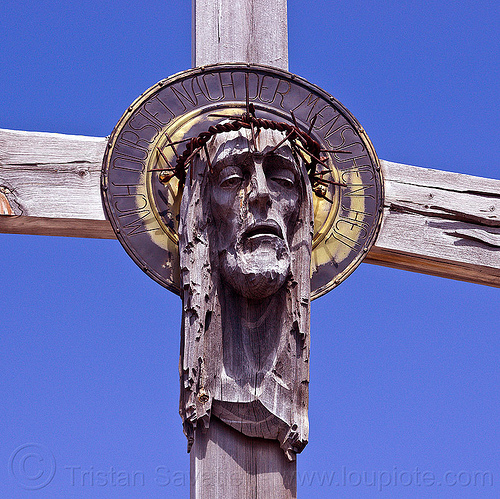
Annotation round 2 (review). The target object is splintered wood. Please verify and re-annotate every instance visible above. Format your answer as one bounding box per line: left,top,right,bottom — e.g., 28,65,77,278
1,128,498,287
366,161,500,287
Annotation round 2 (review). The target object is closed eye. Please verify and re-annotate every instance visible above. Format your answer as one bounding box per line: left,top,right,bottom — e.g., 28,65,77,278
217,164,244,189
220,174,243,189
271,176,295,188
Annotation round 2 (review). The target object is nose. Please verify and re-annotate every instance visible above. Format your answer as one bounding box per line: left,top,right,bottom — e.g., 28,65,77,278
248,162,271,211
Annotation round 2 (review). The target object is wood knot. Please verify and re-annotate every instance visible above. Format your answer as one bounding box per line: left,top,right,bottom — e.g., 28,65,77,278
0,191,13,215
197,388,209,404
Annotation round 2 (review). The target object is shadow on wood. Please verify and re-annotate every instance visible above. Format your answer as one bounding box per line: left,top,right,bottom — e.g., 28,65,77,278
191,416,297,499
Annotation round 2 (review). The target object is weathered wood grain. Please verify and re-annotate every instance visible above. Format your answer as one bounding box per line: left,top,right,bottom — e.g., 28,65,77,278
178,129,312,473
0,129,112,238
192,0,288,70
364,160,500,287
190,416,296,499
0,128,107,217
1,129,499,287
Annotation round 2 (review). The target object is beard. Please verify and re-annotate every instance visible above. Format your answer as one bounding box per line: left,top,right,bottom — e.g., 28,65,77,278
218,236,291,300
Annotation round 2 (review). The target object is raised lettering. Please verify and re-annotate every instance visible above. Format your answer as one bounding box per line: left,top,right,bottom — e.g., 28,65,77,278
128,113,161,141
143,96,175,126
312,105,341,131
247,72,260,100
191,76,210,104
120,131,150,151
323,121,350,143
344,183,375,199
259,75,277,103
201,73,223,101
273,78,291,109
114,136,148,160
111,182,137,196
326,226,361,250
290,93,321,122
336,206,371,239
220,72,236,99
341,164,374,182
120,210,156,236
112,154,145,173
114,194,148,214
170,81,197,111
335,220,368,240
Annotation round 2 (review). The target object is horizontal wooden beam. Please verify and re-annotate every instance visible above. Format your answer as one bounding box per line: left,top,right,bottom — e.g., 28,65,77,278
1,128,499,287
366,161,500,287
0,128,107,218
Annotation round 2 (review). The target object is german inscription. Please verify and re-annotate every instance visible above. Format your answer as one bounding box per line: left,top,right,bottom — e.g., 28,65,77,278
101,64,383,299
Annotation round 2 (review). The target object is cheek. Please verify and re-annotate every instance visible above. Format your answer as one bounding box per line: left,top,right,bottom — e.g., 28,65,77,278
210,190,243,232
277,191,300,223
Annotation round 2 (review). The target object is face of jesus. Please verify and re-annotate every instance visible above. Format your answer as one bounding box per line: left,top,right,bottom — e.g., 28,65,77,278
209,139,301,299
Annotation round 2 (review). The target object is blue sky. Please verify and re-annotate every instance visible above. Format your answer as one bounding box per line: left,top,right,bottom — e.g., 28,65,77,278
1,1,499,497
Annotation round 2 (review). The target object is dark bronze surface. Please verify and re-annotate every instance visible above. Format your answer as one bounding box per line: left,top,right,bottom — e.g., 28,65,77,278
101,64,384,299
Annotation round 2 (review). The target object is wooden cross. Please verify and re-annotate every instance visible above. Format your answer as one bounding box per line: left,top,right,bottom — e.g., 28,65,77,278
1,1,498,498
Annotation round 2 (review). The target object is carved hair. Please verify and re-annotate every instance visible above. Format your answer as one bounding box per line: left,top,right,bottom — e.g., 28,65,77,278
179,127,313,460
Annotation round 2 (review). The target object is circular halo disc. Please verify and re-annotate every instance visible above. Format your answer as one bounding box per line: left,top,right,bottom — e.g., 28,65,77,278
101,64,384,300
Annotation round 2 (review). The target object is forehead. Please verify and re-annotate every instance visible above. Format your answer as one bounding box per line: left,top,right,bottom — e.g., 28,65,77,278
207,127,298,173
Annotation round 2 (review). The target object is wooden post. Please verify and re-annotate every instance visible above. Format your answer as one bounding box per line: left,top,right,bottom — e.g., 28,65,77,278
192,0,288,70
190,417,296,498
189,2,297,498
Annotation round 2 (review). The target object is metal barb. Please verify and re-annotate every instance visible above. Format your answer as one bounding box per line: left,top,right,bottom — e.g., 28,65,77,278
159,172,176,183
209,113,244,120
185,145,203,169
164,131,180,159
149,167,175,172
316,168,331,177
307,114,318,135
313,177,347,188
321,149,352,154
245,73,250,116
166,137,197,147
250,121,256,152
291,141,312,169
269,130,295,154
319,193,334,204
203,143,212,172
294,141,330,170
157,147,173,169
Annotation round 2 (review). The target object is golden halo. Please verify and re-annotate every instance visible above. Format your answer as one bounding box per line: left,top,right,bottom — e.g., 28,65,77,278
102,64,383,300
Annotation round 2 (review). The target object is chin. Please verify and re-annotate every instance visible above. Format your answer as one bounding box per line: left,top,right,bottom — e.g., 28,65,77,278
220,245,290,300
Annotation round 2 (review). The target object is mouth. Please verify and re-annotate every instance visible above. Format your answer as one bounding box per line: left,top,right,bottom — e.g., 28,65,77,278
243,220,283,241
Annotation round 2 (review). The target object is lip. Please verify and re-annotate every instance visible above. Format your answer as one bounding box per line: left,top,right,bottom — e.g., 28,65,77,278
243,220,283,240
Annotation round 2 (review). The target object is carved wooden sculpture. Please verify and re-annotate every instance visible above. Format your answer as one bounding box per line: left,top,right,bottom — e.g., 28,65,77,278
98,64,384,497
179,127,313,460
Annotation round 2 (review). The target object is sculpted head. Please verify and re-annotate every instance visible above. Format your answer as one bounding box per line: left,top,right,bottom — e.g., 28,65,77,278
178,123,314,456
206,129,302,299
179,125,313,306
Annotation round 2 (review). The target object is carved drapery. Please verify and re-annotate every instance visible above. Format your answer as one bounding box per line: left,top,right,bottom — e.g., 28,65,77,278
179,128,313,459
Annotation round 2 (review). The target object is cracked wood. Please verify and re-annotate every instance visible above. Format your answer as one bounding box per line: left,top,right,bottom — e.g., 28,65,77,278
365,161,500,287
193,0,288,70
0,128,112,238
1,128,499,287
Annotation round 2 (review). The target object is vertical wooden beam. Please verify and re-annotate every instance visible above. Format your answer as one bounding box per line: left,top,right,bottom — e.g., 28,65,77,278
190,2,295,498
192,0,288,70
191,417,296,498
